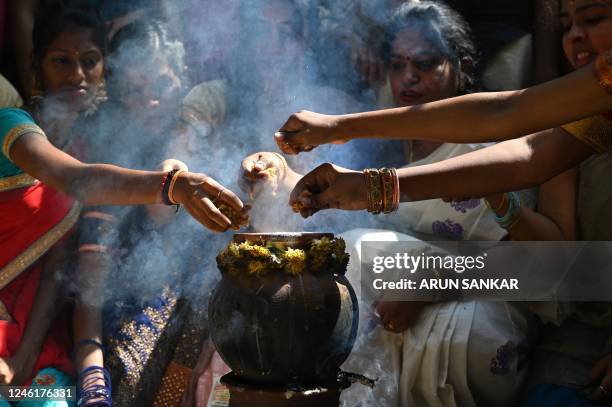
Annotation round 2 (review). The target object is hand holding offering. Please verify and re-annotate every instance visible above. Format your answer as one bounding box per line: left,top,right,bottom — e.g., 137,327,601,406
275,110,346,155
240,152,301,200
240,152,286,194
218,203,250,230
170,171,249,232
289,163,368,218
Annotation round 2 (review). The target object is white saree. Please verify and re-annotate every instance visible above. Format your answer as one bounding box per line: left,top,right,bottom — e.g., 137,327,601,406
339,143,538,407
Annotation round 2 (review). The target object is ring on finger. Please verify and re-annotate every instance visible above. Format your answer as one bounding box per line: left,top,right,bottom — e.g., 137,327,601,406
385,322,395,331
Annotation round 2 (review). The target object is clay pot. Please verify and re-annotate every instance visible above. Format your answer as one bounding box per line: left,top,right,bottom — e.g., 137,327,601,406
209,233,359,385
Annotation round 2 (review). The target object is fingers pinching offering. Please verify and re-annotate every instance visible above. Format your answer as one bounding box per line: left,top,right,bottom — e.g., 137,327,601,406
240,152,290,201
275,131,301,155
211,187,249,230
173,172,249,232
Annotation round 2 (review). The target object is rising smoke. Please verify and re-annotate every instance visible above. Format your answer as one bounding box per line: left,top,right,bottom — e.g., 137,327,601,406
79,0,406,309
38,1,408,403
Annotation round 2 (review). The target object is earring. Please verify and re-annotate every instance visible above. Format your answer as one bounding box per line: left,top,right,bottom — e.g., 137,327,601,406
95,78,108,102
83,79,108,117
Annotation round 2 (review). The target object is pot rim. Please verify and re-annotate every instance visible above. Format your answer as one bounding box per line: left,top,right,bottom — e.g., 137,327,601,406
233,232,335,248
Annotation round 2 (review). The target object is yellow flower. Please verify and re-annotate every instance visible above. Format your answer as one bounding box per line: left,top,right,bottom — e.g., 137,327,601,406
237,242,271,258
281,248,306,275
248,260,269,275
216,237,349,276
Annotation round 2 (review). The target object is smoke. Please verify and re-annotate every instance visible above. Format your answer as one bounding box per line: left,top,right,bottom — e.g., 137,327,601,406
52,0,408,384
89,0,405,300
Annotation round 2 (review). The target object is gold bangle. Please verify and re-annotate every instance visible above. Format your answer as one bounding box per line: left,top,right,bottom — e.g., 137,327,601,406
364,169,383,214
369,169,383,214
380,168,395,213
392,168,400,211
168,169,186,205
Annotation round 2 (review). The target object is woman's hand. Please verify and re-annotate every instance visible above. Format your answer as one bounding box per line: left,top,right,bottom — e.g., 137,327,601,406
375,301,429,333
587,353,612,402
275,111,346,155
240,152,287,198
289,163,367,218
172,172,249,232
240,152,300,199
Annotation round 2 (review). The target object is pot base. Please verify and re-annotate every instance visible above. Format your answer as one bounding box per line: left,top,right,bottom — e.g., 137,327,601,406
221,372,350,407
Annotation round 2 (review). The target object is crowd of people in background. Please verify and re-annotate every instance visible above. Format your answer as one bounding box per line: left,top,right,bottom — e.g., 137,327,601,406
0,0,611,406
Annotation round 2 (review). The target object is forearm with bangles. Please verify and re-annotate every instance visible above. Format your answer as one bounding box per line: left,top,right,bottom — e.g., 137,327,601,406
485,191,573,240
488,194,573,241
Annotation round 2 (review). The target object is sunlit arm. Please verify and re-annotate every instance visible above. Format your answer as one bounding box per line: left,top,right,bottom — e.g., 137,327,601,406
339,66,610,143
11,133,162,205
396,127,594,201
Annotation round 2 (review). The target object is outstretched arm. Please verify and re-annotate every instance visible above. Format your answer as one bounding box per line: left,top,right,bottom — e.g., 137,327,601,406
276,58,611,153
10,132,247,232
396,128,592,201
289,128,594,216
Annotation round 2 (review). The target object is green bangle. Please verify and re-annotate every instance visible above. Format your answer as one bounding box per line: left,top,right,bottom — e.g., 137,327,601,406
494,192,521,229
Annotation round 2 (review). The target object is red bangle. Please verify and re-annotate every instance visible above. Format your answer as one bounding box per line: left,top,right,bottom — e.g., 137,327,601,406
159,172,170,204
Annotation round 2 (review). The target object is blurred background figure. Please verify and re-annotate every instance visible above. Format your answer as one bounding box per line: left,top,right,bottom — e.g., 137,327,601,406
449,0,561,90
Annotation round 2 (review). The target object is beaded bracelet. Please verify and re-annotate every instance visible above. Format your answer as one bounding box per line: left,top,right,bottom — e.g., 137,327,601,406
494,192,521,229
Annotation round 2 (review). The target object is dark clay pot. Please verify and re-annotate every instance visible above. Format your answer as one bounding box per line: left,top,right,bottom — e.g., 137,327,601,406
208,233,359,385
